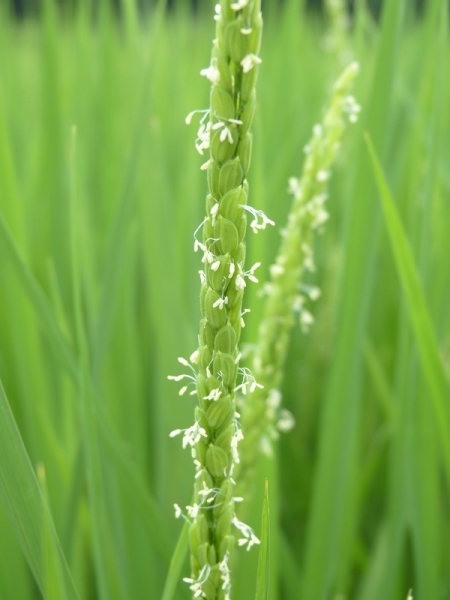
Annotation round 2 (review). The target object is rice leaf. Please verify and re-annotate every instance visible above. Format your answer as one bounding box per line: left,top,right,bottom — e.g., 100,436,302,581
301,0,406,595
364,132,450,476
255,479,270,600
161,519,190,600
0,379,80,600
0,210,78,381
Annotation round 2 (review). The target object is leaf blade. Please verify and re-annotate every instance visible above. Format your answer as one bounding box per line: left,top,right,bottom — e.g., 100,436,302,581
0,380,80,600
364,132,450,476
161,519,190,600
255,479,270,600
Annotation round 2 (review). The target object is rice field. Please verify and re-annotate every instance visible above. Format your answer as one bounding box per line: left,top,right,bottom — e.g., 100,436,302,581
0,0,449,598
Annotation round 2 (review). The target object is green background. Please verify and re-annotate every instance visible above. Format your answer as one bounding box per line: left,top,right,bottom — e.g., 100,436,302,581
0,0,448,598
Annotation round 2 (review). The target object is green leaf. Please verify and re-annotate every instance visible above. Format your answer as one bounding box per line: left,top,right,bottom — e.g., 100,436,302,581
364,132,450,478
0,209,78,381
96,417,174,564
301,1,407,596
36,464,71,600
0,380,80,600
161,519,190,600
255,479,270,600
91,0,169,381
69,126,129,600
278,533,301,594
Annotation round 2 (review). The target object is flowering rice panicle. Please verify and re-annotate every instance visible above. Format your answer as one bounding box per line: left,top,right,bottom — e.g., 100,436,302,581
236,61,361,501
168,1,269,597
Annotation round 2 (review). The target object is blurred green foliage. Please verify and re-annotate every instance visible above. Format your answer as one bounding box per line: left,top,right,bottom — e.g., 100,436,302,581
0,0,448,599
8,0,427,20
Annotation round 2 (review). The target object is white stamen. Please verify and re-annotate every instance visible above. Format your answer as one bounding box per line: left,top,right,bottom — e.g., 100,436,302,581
167,375,185,382
235,274,246,290
317,170,330,182
232,516,261,551
204,388,222,401
219,126,234,144
240,54,262,73
200,64,220,84
230,0,248,10
277,409,296,432
241,204,275,233
213,296,228,310
287,176,302,198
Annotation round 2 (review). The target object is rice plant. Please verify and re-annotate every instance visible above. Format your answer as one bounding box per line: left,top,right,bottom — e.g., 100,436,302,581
0,0,449,599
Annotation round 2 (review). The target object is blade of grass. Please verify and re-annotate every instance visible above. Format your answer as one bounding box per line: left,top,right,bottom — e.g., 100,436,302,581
301,0,406,596
96,417,174,564
407,7,447,596
255,479,270,600
365,131,446,598
407,373,440,598
0,192,171,566
364,133,450,476
278,533,301,595
0,210,78,381
0,508,32,600
92,0,168,381
0,379,80,600
161,519,190,600
356,523,390,599
69,126,128,600
363,339,395,423
36,464,71,600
